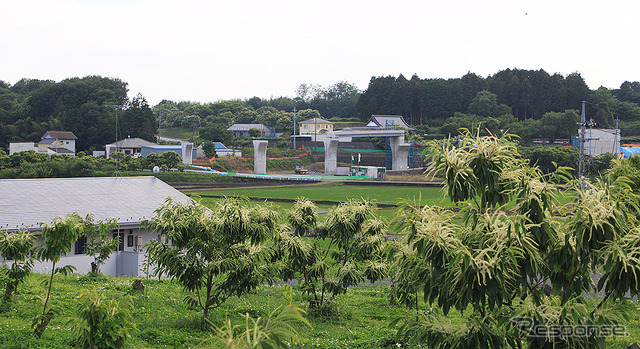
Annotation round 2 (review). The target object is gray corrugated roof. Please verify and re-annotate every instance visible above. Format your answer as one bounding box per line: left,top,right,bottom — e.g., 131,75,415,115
106,137,157,148
44,131,78,140
38,138,56,145
48,147,74,154
227,124,266,131
0,177,191,232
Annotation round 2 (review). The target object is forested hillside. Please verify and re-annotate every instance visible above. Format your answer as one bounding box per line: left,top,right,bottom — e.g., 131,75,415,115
356,69,640,137
0,76,156,151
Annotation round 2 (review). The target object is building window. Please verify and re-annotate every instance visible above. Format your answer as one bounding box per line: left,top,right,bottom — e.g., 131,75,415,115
113,232,125,251
75,236,87,255
127,235,134,247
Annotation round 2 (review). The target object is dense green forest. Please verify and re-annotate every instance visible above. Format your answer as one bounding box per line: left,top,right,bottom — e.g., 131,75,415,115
2,69,640,152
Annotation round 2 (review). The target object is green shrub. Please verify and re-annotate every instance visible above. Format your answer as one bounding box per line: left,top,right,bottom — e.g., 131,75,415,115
73,288,133,349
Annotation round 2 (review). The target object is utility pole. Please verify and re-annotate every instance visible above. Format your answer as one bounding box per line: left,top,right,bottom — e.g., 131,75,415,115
578,101,586,179
292,107,297,150
105,105,123,175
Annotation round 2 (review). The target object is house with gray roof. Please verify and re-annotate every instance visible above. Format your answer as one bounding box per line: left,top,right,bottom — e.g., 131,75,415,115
105,136,158,158
9,130,77,156
0,176,191,276
227,124,275,138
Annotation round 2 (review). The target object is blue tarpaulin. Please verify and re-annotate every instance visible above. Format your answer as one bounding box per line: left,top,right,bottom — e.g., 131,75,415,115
621,147,640,158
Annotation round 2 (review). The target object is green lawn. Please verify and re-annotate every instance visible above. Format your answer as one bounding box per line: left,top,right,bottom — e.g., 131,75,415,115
187,182,454,207
0,274,411,348
1,274,636,348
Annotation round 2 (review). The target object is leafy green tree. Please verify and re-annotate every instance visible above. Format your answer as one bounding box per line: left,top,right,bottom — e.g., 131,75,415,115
208,303,310,348
466,90,512,118
201,142,216,158
248,128,262,138
81,216,120,275
144,198,279,317
159,151,182,168
607,154,640,199
74,288,133,349
121,93,156,142
200,123,232,144
0,230,35,301
33,213,85,338
277,198,387,308
391,130,640,348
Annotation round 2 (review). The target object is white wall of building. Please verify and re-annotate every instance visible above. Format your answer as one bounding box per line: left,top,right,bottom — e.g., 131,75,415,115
2,227,162,278
583,129,621,156
9,142,36,155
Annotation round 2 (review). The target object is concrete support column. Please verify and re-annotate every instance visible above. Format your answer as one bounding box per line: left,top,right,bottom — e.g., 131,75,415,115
324,138,338,175
253,140,268,174
390,135,410,171
394,144,410,170
181,142,193,165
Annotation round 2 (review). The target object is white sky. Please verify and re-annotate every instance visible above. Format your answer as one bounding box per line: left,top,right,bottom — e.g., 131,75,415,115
2,0,639,106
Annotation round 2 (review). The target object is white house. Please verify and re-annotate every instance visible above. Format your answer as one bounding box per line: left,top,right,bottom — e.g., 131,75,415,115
0,176,192,277
9,131,77,156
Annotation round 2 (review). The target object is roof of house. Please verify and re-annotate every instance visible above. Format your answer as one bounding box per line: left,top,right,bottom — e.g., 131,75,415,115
366,115,415,131
38,138,56,145
43,131,78,140
140,145,183,150
227,124,267,131
48,147,74,154
298,118,333,125
106,137,157,148
0,177,191,232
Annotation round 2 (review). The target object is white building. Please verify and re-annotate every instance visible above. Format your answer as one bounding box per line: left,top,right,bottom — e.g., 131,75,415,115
0,176,191,277
580,128,621,156
9,131,77,156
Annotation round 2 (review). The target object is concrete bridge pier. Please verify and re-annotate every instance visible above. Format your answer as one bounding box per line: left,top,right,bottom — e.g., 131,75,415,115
389,135,410,170
253,140,268,174
180,142,193,165
324,138,339,175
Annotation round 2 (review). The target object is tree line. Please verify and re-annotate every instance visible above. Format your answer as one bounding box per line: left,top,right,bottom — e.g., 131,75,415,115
356,69,640,136
0,76,156,151
3,70,640,154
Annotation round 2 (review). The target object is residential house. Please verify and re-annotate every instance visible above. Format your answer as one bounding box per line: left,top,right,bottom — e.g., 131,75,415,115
105,136,157,158
298,118,334,137
9,131,77,156
227,124,275,138
0,176,191,277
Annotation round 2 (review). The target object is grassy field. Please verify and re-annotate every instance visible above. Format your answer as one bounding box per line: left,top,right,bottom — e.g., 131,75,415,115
1,273,636,348
0,274,412,348
187,182,454,207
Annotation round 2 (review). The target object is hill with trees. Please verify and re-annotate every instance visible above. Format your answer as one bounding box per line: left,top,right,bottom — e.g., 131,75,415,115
2,69,640,153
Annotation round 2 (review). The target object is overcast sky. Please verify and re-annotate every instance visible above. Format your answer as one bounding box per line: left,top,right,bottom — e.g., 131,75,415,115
2,0,639,106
